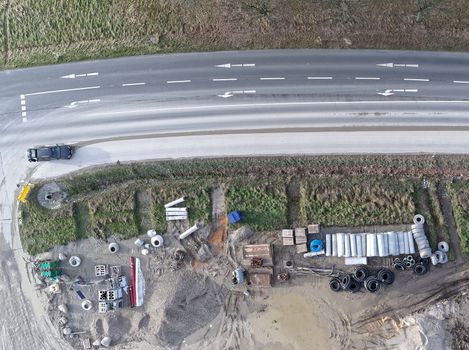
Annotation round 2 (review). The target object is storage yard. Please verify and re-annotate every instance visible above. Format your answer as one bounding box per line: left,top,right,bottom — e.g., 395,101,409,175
17,156,469,349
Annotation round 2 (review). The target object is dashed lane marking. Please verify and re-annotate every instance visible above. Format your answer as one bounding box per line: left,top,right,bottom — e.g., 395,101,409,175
307,77,333,80
453,80,469,84
355,77,380,80
212,78,238,82
403,78,430,82
259,77,285,80
166,80,191,84
122,82,146,86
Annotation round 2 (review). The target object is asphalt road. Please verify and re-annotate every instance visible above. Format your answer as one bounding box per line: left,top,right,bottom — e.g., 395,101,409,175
1,49,469,349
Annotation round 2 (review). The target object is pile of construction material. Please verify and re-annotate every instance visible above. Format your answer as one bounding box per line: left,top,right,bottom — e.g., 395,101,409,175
324,215,433,262
325,231,415,258
329,266,394,294
281,224,320,254
165,197,187,221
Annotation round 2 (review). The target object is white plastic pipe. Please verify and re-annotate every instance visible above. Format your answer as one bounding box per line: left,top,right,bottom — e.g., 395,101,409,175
398,232,405,254
304,250,325,258
377,233,385,257
179,224,198,240
336,233,344,257
325,234,332,257
403,231,409,254
356,235,362,257
361,234,366,257
386,232,394,256
367,233,377,257
332,234,338,257
407,231,415,254
350,234,357,257
164,197,184,208
344,234,351,257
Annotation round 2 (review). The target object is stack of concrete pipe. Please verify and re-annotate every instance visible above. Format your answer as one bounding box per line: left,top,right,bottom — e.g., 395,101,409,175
325,230,416,258
411,214,432,258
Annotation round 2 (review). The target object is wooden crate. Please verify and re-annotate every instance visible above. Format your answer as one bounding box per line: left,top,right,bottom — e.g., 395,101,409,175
282,237,294,246
296,244,308,254
242,244,273,266
281,229,294,238
308,224,320,234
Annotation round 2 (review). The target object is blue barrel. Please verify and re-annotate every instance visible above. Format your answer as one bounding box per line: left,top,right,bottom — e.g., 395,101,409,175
310,239,323,252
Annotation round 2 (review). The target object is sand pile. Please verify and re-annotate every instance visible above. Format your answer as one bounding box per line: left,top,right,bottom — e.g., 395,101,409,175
152,270,227,348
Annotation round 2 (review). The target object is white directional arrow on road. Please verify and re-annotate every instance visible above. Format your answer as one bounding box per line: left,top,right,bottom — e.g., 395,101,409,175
377,89,418,96
376,63,419,68
61,72,99,79
215,63,255,68
217,90,256,98
64,99,100,108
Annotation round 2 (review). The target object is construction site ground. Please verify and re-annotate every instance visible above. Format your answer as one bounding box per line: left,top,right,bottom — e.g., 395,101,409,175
18,155,469,349
28,221,469,350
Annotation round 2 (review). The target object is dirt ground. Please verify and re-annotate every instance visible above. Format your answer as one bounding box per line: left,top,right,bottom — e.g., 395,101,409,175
29,217,469,350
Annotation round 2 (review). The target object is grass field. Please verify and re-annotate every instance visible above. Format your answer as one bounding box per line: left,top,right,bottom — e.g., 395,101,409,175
302,176,416,227
2,1,469,68
448,180,469,256
19,156,469,256
226,180,288,231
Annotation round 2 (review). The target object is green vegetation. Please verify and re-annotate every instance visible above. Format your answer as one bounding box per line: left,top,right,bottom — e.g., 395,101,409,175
448,180,469,256
2,1,469,68
20,188,78,255
151,180,212,233
18,156,469,256
226,180,288,231
302,176,415,227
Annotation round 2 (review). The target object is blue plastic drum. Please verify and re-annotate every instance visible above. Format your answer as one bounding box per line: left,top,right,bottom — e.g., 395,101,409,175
310,239,323,252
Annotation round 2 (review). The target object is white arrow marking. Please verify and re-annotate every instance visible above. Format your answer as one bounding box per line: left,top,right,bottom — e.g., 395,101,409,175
217,90,256,98
376,63,419,68
377,89,418,96
61,72,99,79
217,92,233,98
64,99,100,109
215,63,255,68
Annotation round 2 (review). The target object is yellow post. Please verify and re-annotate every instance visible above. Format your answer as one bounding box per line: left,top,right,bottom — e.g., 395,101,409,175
18,183,32,203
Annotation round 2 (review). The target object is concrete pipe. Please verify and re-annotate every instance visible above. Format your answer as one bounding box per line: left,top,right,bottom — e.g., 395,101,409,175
434,250,445,263
430,254,439,266
420,247,432,259
147,229,157,238
151,235,164,248
325,234,332,257
438,241,449,252
332,234,338,257
69,256,81,267
350,234,357,257
438,251,448,264
383,233,389,256
356,235,363,257
108,243,119,254
81,300,92,311
403,232,410,254
344,234,351,257
337,233,345,257
413,214,425,225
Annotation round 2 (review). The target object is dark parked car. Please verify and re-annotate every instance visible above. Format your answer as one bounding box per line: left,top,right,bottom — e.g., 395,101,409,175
27,144,73,162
